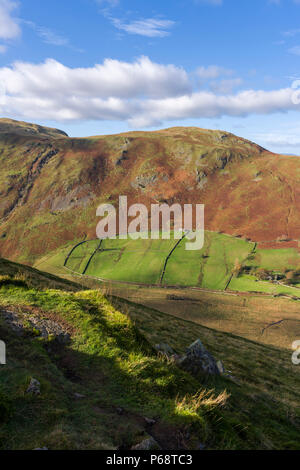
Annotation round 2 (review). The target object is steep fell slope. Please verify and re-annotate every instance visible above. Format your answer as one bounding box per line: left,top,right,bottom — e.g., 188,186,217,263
0,120,299,264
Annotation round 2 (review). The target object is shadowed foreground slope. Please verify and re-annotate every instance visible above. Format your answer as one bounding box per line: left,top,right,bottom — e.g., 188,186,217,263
0,258,299,450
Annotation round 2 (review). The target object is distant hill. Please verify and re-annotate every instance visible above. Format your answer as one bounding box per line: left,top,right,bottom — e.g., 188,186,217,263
0,119,299,265
0,118,68,138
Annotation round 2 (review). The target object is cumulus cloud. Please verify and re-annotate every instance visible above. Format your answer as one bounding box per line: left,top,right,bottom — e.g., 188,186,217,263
0,0,20,40
0,56,190,100
128,88,297,127
0,56,299,127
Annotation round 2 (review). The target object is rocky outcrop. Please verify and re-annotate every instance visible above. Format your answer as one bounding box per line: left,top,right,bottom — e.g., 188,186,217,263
3,145,59,220
154,343,175,356
26,378,41,395
131,436,161,450
196,169,208,189
131,173,158,190
1,308,71,344
153,338,224,378
176,339,220,377
116,150,128,166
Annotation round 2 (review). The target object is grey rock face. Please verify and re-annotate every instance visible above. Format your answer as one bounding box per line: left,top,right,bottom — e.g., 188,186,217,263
131,437,161,450
216,360,225,374
74,392,86,399
26,378,41,395
131,174,157,190
144,417,156,426
154,343,175,356
176,339,220,377
1,308,71,344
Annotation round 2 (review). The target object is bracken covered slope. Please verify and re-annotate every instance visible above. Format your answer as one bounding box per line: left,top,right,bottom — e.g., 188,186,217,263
0,119,299,264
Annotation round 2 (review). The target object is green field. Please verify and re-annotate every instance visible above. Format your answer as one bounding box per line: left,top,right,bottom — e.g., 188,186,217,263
63,231,255,289
229,274,300,297
34,231,300,297
64,240,100,274
163,232,254,289
247,247,300,271
79,235,178,284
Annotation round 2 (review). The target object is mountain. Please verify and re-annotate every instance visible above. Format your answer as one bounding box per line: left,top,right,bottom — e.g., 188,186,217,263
0,119,299,265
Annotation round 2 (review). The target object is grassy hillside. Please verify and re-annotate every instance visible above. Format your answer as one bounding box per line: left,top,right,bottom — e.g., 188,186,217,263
163,232,253,289
64,231,254,289
110,283,300,352
0,259,300,450
0,118,68,138
35,230,300,299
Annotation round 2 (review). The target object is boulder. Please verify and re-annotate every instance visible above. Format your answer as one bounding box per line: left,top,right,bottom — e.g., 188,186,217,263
216,360,225,374
74,392,86,399
144,417,156,426
26,378,41,395
176,339,220,377
154,343,175,356
131,437,161,450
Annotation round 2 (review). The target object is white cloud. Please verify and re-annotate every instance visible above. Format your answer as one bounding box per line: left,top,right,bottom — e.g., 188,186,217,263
273,0,300,3
23,20,69,46
96,0,119,6
288,45,300,55
283,28,300,37
0,56,190,100
111,18,175,37
96,0,175,38
194,0,223,5
0,0,20,40
254,131,300,148
210,78,243,94
128,88,297,127
34,26,69,47
196,65,233,80
22,20,83,51
0,56,299,127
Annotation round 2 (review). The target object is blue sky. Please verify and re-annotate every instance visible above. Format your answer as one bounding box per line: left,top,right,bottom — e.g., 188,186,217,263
1,0,300,153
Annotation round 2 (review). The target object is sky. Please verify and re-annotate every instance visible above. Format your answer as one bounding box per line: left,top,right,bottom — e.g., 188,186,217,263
0,0,300,153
